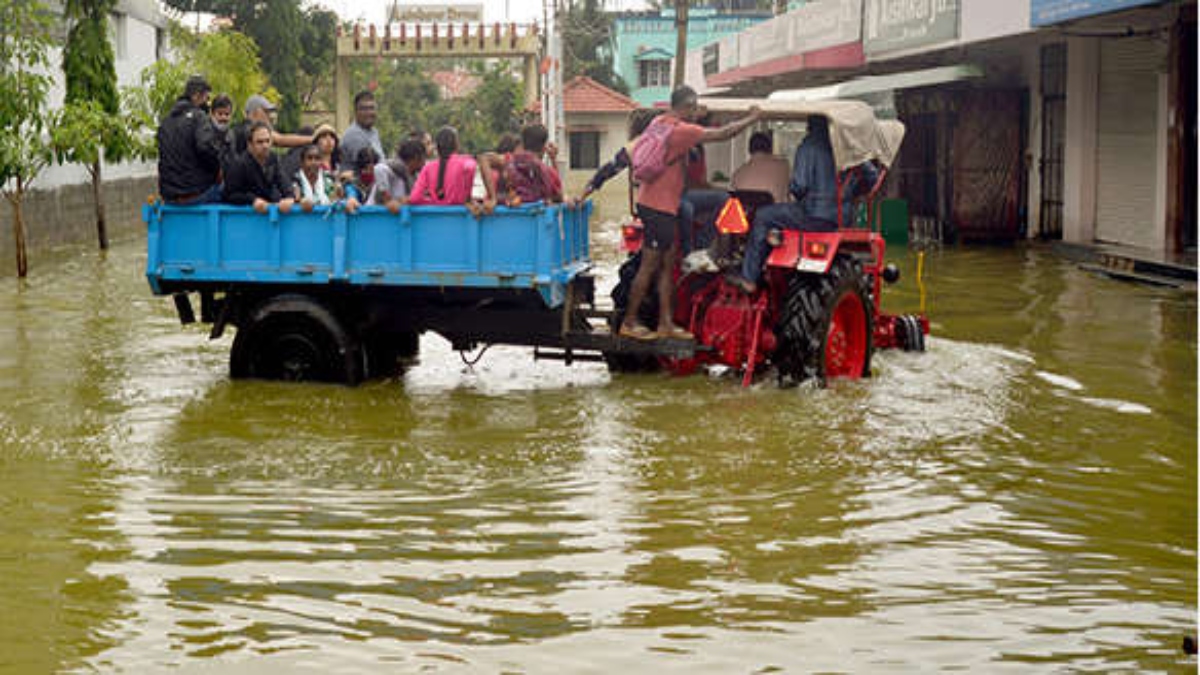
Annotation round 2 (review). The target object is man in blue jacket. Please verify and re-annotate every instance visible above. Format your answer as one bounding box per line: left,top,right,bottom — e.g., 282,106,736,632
729,115,878,294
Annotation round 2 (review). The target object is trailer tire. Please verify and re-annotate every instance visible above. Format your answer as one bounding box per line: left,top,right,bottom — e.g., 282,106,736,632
230,295,364,385
606,252,660,373
774,255,873,386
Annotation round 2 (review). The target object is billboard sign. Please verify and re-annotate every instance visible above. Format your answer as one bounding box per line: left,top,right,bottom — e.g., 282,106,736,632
864,0,959,56
791,0,861,54
388,3,485,22
1031,0,1159,26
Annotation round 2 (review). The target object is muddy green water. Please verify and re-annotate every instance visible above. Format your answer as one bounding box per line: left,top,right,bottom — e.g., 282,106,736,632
0,222,1195,672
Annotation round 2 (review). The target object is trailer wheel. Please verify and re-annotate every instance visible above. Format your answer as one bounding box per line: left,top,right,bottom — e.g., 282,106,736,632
774,255,873,386
230,295,364,385
606,252,660,373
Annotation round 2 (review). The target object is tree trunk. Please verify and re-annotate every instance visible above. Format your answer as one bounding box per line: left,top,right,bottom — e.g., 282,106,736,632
9,180,28,278
90,160,108,250
673,0,688,88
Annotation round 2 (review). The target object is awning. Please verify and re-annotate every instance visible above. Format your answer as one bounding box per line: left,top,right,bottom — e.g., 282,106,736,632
768,64,984,102
634,47,674,61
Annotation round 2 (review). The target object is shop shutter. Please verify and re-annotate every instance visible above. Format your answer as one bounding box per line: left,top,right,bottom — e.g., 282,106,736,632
1095,37,1163,248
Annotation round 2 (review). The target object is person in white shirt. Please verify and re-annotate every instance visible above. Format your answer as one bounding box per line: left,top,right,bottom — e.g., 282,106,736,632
731,131,791,205
294,144,338,210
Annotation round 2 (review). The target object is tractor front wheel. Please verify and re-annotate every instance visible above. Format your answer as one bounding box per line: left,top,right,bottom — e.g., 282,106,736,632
774,255,873,386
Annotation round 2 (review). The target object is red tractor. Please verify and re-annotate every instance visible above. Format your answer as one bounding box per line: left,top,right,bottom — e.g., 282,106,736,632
606,99,928,387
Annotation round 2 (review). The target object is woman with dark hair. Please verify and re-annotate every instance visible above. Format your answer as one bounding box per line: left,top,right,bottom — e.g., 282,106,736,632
408,126,495,213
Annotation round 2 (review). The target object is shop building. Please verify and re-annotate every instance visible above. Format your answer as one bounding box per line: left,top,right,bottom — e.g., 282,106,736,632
688,0,1196,256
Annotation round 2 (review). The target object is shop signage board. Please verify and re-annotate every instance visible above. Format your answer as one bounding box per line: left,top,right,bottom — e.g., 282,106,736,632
864,0,959,55
388,3,484,22
791,0,861,53
1030,0,1159,26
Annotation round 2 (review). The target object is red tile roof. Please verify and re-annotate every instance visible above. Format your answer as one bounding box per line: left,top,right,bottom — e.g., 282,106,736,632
563,76,638,113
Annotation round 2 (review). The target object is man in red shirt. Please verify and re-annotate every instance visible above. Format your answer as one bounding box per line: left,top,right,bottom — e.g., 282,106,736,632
619,86,760,341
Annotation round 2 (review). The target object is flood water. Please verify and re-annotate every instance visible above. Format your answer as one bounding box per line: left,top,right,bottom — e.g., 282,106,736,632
0,222,1195,672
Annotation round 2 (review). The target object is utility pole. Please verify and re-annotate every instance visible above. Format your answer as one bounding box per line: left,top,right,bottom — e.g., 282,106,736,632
673,0,688,87
546,0,566,175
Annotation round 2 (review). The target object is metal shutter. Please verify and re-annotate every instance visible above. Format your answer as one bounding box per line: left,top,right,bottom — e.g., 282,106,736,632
1095,37,1164,248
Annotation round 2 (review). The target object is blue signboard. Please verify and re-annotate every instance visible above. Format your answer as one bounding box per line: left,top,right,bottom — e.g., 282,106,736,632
1031,0,1160,26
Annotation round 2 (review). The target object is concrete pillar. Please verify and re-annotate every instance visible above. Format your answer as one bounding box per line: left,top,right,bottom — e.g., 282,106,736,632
335,56,351,134
1024,41,1043,240
523,55,539,111
1062,37,1098,246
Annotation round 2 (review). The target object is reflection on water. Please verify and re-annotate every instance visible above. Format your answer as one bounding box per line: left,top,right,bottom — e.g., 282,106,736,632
0,234,1194,672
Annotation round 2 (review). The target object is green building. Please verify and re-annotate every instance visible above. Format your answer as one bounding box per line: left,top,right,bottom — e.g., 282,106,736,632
611,7,770,107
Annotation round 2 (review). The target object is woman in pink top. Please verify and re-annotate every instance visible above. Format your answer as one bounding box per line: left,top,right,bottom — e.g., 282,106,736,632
409,126,494,212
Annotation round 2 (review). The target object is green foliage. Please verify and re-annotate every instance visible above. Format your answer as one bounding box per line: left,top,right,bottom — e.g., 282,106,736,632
193,29,273,119
356,59,444,150
162,0,304,130
350,59,523,157
122,59,188,125
297,6,338,110
453,62,523,154
563,0,628,94
0,0,55,193
63,0,119,113
51,100,154,171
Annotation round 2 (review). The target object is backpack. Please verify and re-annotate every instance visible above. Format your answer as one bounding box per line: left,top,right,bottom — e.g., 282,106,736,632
503,151,554,203
631,116,680,184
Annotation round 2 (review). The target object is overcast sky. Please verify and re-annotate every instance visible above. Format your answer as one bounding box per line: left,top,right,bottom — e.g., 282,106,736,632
309,0,647,28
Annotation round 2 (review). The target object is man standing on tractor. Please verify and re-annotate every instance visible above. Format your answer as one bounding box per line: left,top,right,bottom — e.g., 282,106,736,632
618,86,760,341
728,115,878,294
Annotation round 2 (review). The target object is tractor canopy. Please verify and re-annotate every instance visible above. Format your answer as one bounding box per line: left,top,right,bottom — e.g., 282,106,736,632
696,97,905,172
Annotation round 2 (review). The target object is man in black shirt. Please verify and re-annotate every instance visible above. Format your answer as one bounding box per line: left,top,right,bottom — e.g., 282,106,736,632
222,122,296,214
156,75,222,204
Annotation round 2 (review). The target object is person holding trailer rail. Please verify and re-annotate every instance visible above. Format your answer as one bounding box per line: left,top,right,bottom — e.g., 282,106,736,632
617,85,760,341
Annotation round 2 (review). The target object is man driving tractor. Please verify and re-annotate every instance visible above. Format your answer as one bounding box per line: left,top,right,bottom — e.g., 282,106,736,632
727,115,878,294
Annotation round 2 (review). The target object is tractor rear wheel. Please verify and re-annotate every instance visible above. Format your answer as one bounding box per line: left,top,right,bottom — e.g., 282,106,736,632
774,255,873,386
898,315,926,352
606,252,660,373
230,294,364,385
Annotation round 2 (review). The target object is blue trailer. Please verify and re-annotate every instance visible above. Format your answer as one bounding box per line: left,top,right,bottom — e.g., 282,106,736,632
144,201,694,383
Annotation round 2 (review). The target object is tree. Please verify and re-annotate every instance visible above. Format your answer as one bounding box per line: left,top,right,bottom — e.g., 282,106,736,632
192,29,274,121
51,102,154,249
0,0,55,277
58,0,123,249
350,58,522,157
562,0,627,93
297,6,339,111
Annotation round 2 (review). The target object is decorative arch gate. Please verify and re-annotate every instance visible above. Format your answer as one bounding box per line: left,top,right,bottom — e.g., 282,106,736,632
334,22,543,133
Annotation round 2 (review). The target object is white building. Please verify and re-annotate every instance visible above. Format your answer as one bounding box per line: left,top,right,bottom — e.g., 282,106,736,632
39,0,168,190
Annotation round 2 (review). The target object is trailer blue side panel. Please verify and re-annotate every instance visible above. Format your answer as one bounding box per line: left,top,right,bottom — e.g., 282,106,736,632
145,202,593,308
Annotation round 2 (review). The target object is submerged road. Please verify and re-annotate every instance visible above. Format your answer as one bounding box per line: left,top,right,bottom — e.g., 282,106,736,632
0,228,1194,671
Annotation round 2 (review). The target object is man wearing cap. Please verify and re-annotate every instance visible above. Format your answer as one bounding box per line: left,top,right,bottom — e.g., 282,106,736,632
232,94,312,155
340,91,385,168
156,75,223,204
